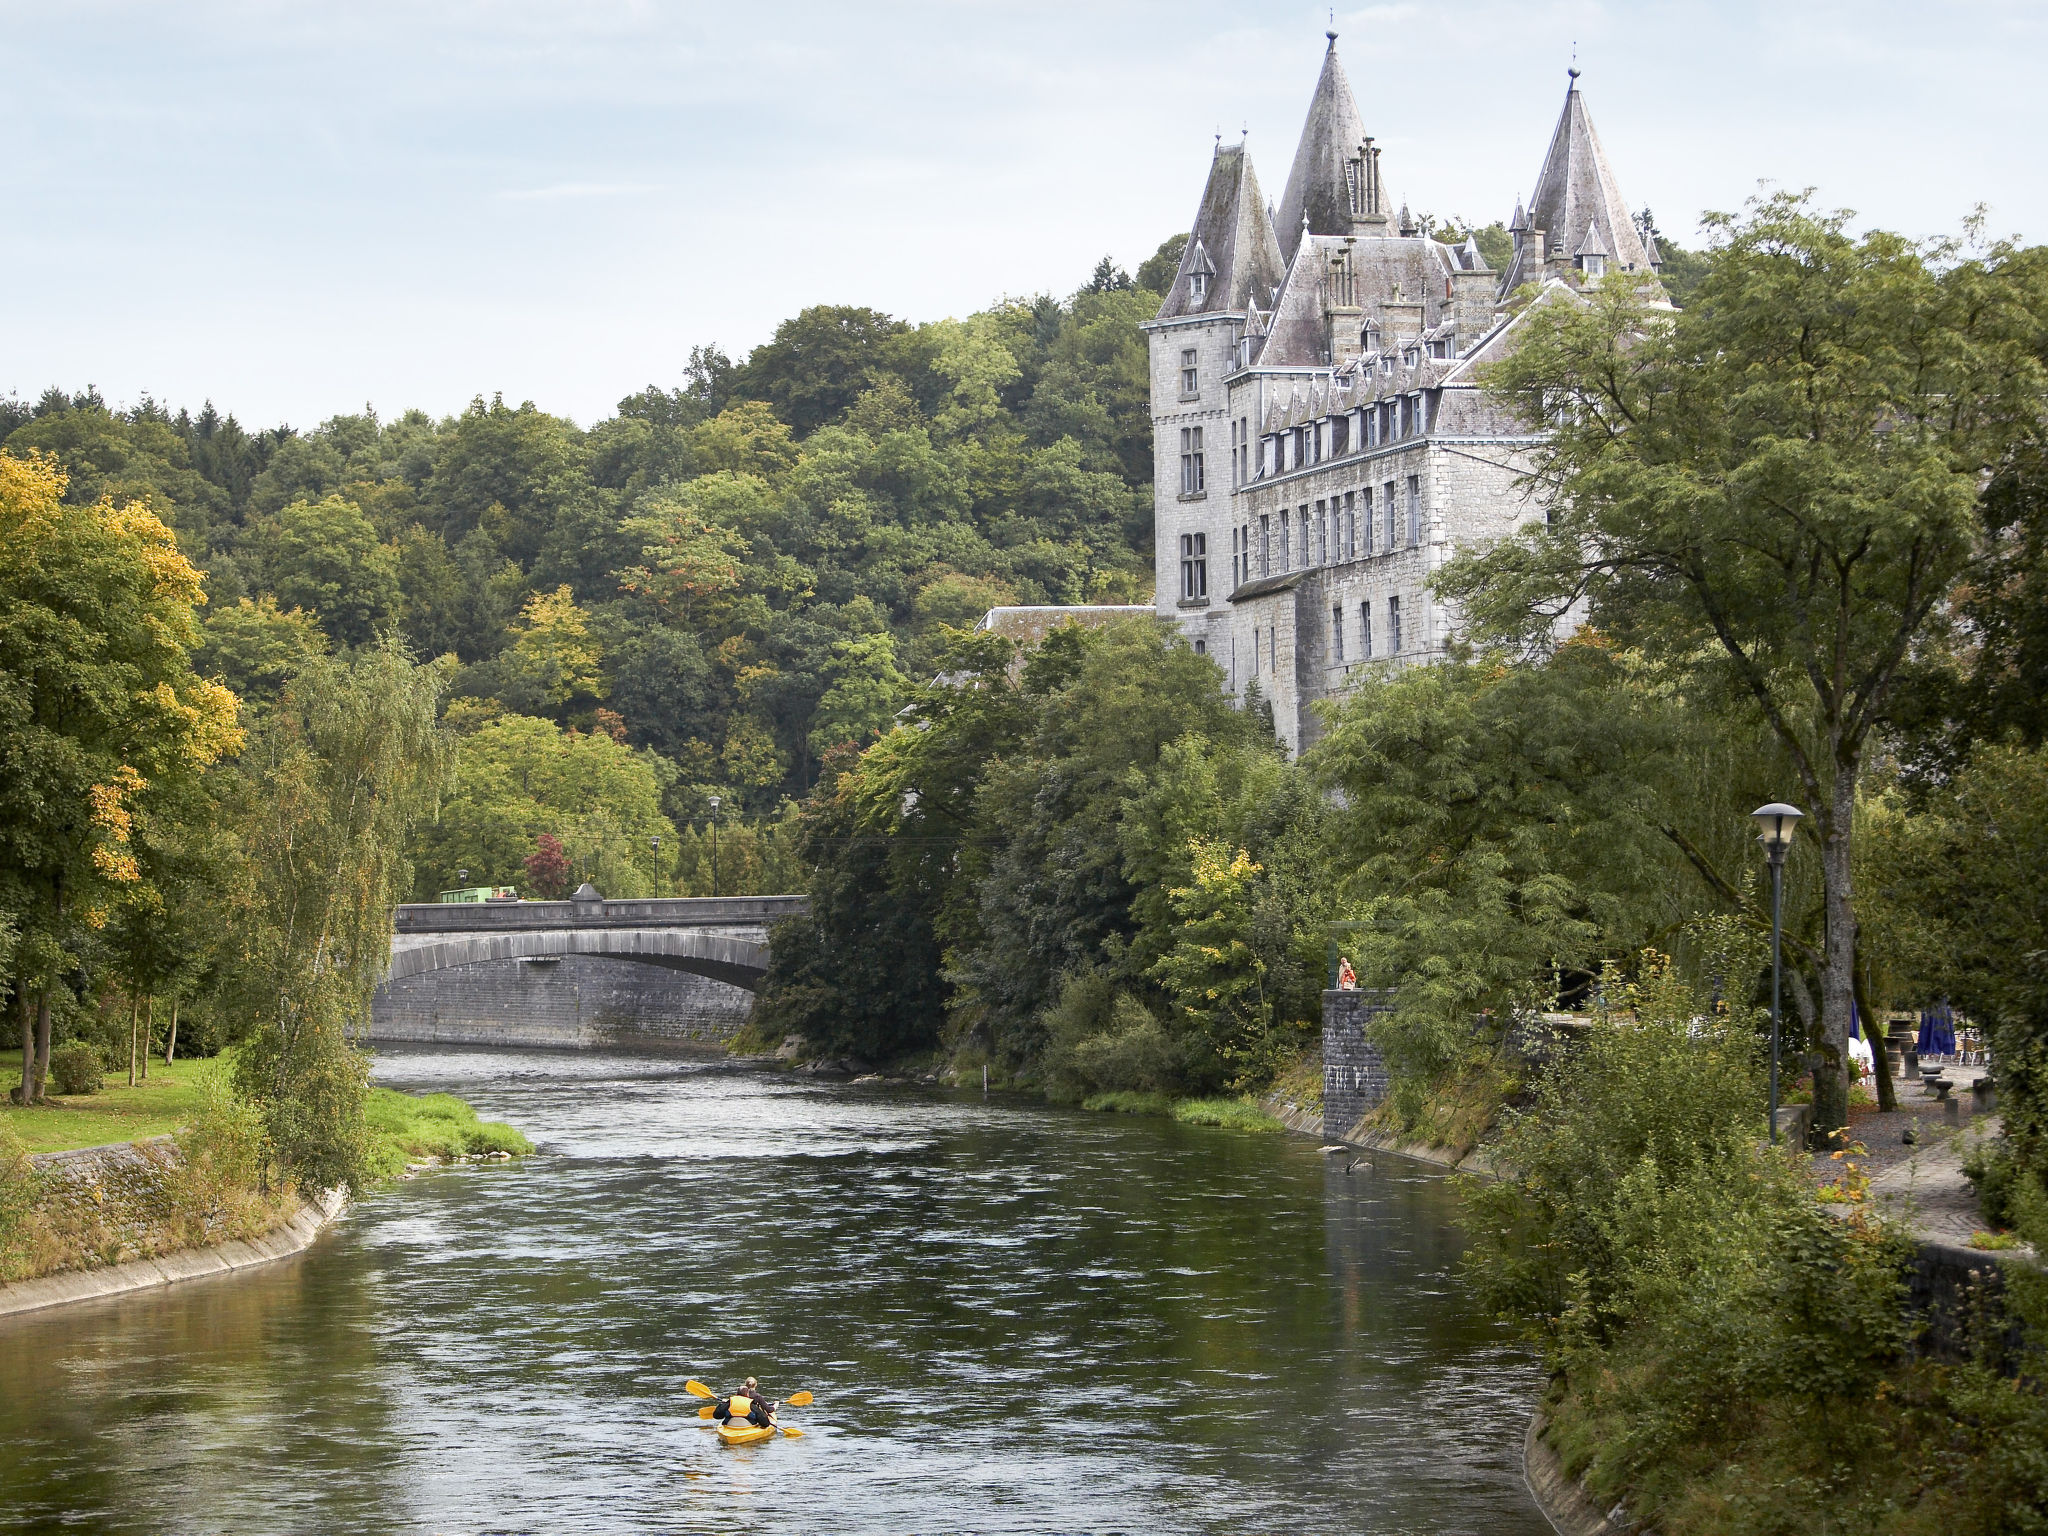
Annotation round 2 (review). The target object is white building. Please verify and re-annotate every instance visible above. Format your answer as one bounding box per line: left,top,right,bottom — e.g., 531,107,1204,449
1143,36,1665,753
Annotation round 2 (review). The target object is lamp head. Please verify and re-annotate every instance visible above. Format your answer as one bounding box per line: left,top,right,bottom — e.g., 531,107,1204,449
1750,802,1804,854
458,868,469,883
651,836,661,852
708,796,721,812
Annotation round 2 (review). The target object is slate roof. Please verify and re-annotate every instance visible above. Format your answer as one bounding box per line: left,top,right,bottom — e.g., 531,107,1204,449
1155,143,1287,322
1275,34,1378,265
1499,73,1655,294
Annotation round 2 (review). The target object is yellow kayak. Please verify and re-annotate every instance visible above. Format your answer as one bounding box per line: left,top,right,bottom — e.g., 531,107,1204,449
715,1395,778,1446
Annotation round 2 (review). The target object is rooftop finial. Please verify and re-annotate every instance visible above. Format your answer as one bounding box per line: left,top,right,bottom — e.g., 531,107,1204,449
1327,7,1337,43
1569,40,1579,82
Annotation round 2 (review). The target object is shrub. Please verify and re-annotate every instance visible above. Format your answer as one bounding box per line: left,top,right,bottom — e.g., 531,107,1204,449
48,1042,104,1096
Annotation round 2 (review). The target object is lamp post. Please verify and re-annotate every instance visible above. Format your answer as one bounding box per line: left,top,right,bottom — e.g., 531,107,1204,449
651,834,662,891
708,796,721,899
1751,802,1804,1144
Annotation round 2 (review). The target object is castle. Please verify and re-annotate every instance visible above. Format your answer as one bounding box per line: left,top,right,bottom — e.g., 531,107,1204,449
1144,33,1665,754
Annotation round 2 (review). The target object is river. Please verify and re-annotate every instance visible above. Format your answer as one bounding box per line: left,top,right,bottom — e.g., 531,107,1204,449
0,1047,1548,1534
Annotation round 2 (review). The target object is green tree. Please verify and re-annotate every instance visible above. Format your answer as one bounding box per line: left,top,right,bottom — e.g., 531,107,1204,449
414,714,674,898
260,495,402,648
1450,195,2048,1134
0,454,241,1101
807,630,908,756
221,643,452,1191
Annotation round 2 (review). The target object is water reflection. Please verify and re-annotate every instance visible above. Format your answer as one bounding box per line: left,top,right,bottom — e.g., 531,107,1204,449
0,1047,1545,1534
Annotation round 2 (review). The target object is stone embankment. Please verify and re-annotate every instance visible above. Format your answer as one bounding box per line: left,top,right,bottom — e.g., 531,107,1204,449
0,1137,348,1324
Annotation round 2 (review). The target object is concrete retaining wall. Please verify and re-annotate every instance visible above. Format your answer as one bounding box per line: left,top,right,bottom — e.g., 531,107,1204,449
369,954,754,1051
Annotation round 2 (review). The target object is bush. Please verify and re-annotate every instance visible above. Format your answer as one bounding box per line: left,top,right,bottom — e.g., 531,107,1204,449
48,1042,104,1096
1043,974,1186,1101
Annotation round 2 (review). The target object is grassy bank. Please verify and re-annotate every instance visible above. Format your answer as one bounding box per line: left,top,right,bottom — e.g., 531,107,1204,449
1078,1091,1285,1132
3,1058,217,1154
365,1088,533,1178
0,1062,534,1287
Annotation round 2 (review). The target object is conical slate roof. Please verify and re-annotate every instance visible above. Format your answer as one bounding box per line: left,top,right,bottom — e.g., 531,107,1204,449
1275,33,1374,264
1155,142,1287,321
1500,73,1653,293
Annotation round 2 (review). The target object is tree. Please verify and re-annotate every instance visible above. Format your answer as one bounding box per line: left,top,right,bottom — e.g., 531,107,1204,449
617,484,748,627
221,643,452,1190
522,832,572,899
807,631,908,756
412,714,674,898
195,596,329,714
0,453,241,1100
496,585,605,714
730,305,914,435
1448,195,2048,1134
260,495,401,647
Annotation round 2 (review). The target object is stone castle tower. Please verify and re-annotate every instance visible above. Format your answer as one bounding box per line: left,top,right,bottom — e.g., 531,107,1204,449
1143,37,1662,754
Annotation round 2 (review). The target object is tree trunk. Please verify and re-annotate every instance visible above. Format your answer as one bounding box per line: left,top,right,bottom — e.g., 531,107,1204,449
1854,958,1896,1113
164,997,180,1065
14,990,28,1105
128,992,139,1088
1813,764,1859,1140
31,992,52,1102
140,995,152,1082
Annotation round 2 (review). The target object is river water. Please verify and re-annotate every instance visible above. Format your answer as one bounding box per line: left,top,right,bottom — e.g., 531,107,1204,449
0,1048,1547,1535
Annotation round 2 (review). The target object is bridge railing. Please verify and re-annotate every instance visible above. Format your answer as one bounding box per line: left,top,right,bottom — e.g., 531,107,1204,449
393,894,809,933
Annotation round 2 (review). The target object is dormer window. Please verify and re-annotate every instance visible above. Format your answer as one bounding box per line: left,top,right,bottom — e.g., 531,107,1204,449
1580,252,1606,280
1189,271,1208,302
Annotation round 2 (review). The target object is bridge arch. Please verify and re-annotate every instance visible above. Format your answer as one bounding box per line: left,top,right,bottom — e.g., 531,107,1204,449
385,926,771,992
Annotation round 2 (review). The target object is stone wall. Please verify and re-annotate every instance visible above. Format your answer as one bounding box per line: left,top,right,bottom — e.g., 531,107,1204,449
369,954,753,1051
1321,987,1393,1140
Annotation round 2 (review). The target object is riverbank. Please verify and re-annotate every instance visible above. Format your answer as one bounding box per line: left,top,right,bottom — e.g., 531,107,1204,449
0,1183,347,1321
0,1060,535,1314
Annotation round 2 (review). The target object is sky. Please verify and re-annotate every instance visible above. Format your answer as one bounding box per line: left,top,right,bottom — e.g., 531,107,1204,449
3,0,2043,430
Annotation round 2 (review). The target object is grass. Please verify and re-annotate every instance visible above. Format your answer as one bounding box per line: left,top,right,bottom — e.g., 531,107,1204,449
1,1059,532,1181
1171,1097,1285,1132
1078,1090,1285,1132
364,1088,533,1180
1,1057,218,1154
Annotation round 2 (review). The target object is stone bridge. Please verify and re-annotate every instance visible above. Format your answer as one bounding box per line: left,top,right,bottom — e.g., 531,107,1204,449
369,888,808,1052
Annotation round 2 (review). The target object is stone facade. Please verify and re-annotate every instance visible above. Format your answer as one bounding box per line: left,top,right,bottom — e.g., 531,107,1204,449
369,953,754,1051
1321,988,1393,1141
1144,37,1662,754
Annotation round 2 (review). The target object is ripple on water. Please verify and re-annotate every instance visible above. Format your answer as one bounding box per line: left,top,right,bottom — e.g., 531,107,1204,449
0,1046,1548,1535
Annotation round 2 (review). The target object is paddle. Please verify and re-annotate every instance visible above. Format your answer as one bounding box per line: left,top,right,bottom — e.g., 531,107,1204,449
685,1380,715,1399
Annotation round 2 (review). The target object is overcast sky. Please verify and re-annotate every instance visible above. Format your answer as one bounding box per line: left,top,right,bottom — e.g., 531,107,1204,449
3,0,2041,429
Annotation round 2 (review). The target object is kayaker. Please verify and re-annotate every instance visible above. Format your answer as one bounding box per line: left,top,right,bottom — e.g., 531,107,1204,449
728,1377,775,1427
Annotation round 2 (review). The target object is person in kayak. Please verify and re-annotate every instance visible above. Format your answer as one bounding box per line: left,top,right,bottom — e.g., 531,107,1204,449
721,1377,775,1428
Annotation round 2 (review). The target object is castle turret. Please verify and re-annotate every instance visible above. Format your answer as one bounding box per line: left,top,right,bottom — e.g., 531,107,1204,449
1498,70,1655,296
1275,32,1381,263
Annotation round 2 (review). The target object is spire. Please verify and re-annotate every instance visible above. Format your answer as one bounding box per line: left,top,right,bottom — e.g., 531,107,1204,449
1154,142,1286,322
1500,70,1654,295
1275,34,1380,262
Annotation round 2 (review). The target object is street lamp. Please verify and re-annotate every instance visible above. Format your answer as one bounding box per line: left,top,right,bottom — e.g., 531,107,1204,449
1751,802,1804,1144
708,796,721,899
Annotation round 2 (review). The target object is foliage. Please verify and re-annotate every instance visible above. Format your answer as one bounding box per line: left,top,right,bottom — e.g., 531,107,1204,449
0,452,241,1099
47,1042,103,1095
414,713,674,898
219,643,452,1192
1461,959,1973,1534
1448,193,2048,1134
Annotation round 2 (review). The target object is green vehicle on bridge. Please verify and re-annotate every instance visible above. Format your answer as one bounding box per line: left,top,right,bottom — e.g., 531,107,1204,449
437,885,519,904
